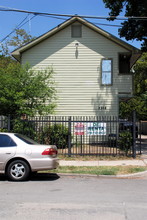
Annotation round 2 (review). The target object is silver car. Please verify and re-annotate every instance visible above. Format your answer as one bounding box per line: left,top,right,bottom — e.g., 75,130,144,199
0,133,59,181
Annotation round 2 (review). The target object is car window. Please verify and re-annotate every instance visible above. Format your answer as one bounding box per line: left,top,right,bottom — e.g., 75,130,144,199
0,134,17,147
15,134,39,145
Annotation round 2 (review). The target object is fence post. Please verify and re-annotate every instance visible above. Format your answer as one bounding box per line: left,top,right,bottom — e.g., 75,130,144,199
132,110,136,158
68,116,72,157
139,121,142,155
7,114,11,132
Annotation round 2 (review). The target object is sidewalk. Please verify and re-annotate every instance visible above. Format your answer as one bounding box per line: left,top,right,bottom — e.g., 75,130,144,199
59,159,147,167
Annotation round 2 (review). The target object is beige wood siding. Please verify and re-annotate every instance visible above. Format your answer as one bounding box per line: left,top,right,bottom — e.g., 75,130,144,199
21,22,132,116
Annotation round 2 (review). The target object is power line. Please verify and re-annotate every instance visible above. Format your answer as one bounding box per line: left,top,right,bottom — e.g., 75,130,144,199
0,11,122,43
0,14,36,43
16,14,36,29
93,22,122,27
38,14,67,21
0,5,145,45
0,6,147,21
1,14,29,42
38,13,122,27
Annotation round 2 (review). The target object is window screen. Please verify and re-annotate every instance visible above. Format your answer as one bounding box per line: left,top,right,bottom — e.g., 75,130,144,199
71,25,82,38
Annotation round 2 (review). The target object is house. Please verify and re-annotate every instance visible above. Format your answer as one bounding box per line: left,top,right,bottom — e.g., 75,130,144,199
12,16,141,117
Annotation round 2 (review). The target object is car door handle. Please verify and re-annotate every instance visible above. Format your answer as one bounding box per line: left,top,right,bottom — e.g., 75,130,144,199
6,153,11,155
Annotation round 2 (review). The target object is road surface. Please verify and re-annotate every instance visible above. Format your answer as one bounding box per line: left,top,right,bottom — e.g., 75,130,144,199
0,173,147,220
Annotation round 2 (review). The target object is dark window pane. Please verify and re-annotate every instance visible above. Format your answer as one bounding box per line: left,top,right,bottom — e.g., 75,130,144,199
119,54,130,74
15,134,39,145
0,134,16,147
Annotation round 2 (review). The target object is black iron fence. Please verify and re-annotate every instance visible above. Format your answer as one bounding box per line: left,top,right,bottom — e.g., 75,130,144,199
0,113,142,157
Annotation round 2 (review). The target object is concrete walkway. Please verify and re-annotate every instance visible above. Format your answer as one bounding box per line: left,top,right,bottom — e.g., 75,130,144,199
59,159,147,167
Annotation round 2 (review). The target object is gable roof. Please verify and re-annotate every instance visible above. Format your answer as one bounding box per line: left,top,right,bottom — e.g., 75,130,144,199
11,16,141,65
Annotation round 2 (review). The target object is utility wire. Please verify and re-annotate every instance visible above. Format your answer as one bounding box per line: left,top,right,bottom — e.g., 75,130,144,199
0,14,36,43
0,12,122,43
0,6,145,43
93,22,122,27
0,6,147,20
37,13,123,26
38,14,67,21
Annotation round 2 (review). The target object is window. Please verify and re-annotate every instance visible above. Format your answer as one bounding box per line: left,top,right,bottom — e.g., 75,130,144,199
71,25,82,38
0,134,16,147
119,53,131,74
15,134,39,145
101,59,112,85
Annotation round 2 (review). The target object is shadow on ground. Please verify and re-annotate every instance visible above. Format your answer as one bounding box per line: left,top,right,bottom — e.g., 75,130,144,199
30,173,60,181
0,173,60,182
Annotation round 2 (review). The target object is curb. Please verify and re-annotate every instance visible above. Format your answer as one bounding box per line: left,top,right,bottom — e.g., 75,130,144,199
57,170,147,179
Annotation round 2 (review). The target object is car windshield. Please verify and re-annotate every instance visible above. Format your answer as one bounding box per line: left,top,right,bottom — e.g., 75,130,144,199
15,134,39,145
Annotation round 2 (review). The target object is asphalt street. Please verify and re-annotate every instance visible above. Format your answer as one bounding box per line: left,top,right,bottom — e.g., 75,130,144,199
0,173,147,220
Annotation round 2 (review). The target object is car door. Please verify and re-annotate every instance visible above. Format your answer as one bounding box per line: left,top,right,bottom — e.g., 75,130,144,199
0,134,17,170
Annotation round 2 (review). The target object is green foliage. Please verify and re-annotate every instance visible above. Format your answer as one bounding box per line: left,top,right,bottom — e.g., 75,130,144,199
12,118,36,139
103,0,147,51
0,62,56,116
0,128,8,132
0,55,17,68
8,29,36,48
119,53,147,120
0,29,36,56
118,131,133,155
119,96,147,120
134,53,147,96
0,42,10,56
40,124,69,149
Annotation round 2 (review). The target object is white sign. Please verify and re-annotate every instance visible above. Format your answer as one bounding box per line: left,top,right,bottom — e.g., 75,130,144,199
87,122,106,135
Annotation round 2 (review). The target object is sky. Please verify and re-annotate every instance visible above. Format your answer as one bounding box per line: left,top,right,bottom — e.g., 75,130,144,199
0,0,142,50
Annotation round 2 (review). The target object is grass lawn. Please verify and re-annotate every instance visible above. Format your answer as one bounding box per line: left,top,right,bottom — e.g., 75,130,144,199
43,166,147,176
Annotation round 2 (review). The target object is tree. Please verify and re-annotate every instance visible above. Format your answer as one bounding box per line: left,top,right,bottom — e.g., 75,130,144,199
103,0,147,51
0,28,36,56
0,62,56,116
119,96,147,120
133,53,147,96
8,28,36,48
0,55,16,68
119,53,147,120
0,41,9,56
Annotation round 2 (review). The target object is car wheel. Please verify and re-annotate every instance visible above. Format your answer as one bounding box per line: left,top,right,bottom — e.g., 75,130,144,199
7,160,30,181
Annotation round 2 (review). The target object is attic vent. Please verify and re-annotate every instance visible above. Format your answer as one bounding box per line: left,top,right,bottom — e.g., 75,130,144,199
71,25,82,38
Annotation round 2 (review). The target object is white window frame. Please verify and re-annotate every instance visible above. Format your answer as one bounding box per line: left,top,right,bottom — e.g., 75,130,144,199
101,58,113,85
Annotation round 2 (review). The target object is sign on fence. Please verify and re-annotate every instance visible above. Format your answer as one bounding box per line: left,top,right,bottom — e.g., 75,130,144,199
75,123,84,135
87,122,106,135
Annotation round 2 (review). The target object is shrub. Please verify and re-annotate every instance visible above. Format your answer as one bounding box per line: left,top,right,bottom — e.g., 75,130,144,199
118,131,133,156
12,118,36,139
0,128,8,132
40,123,69,149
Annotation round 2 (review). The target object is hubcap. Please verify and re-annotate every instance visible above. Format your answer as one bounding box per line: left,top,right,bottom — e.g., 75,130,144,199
10,163,25,179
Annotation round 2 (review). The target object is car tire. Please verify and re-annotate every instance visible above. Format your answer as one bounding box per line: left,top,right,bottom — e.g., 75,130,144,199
6,160,30,181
